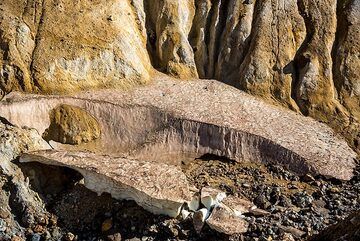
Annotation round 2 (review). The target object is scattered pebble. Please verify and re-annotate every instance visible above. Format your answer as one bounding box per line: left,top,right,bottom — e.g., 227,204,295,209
102,218,113,232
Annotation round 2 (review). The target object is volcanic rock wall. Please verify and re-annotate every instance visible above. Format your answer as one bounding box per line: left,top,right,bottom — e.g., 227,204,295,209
0,0,359,151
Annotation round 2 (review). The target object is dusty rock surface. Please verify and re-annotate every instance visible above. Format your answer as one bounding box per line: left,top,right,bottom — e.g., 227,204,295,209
206,203,249,235
0,78,356,180
1,0,359,152
20,150,193,217
0,121,51,240
43,104,101,145
0,0,152,94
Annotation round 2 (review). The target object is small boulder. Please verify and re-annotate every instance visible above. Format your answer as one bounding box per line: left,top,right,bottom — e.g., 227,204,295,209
43,104,101,145
222,196,255,216
206,203,249,235
107,233,121,241
279,226,306,238
193,208,209,233
102,218,113,232
200,187,226,210
188,193,200,211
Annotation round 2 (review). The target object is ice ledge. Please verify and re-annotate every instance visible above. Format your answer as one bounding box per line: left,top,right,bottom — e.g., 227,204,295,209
20,150,193,217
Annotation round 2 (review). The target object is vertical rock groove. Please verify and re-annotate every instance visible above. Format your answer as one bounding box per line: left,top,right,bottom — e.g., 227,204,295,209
331,0,360,151
29,0,45,92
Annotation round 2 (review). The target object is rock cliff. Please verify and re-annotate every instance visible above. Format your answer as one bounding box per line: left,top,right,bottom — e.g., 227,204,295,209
1,0,359,151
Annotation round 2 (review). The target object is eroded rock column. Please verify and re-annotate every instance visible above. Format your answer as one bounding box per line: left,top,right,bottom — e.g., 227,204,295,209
144,0,198,79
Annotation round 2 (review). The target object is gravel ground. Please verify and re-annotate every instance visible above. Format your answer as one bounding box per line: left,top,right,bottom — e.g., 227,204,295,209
182,156,360,240
2,157,359,241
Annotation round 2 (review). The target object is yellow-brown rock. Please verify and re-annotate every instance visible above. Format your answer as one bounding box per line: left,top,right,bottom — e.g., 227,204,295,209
0,0,152,94
145,0,198,79
43,104,101,145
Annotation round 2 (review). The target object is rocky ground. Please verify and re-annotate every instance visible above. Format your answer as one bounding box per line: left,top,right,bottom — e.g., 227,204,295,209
183,156,360,240
1,1,359,240
2,155,358,241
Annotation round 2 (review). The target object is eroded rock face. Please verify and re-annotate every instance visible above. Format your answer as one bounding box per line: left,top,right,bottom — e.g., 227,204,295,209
145,0,198,79
20,150,193,218
0,121,50,166
0,0,152,94
43,104,101,145
0,121,51,239
1,0,359,152
0,78,356,180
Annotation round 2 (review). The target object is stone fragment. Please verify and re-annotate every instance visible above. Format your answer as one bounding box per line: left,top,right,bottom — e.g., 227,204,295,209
279,226,306,238
0,219,6,232
43,104,101,145
20,150,193,217
193,208,209,233
107,233,122,241
200,187,226,210
221,196,255,216
102,218,113,232
255,194,271,210
64,232,75,241
249,208,271,217
11,236,24,241
31,234,41,241
181,210,191,220
281,233,296,241
218,195,270,218
188,193,200,211
206,203,249,235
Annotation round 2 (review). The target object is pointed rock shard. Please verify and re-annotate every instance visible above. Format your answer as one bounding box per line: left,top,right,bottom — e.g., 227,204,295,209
221,196,256,216
19,150,193,217
249,208,271,217
206,203,249,235
221,195,270,217
193,208,210,233
188,193,200,211
201,187,226,210
181,209,191,220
